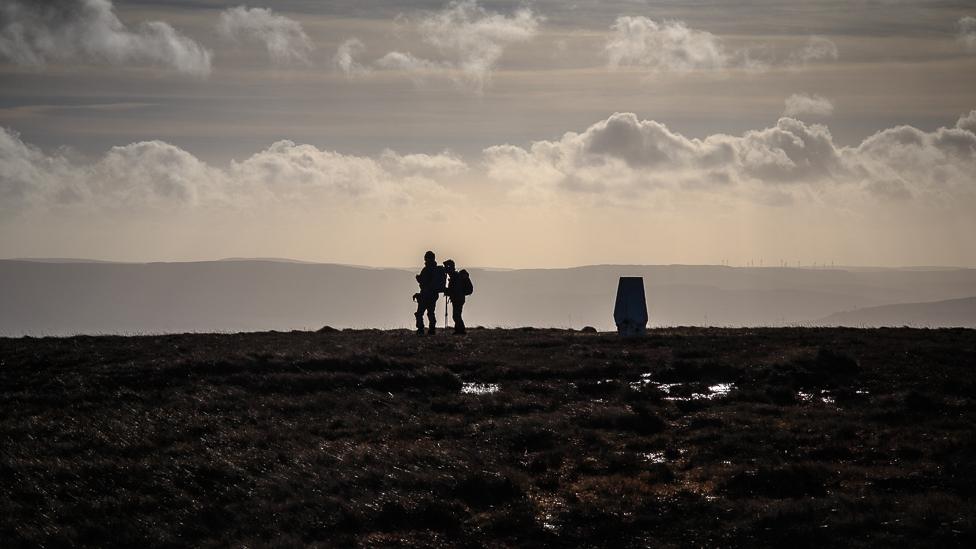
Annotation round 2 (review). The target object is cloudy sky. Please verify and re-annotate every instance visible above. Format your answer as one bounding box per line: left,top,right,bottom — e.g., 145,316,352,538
1,0,975,268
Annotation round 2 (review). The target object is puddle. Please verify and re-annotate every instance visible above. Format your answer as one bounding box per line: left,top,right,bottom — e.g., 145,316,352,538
461,382,499,395
630,377,682,391
632,376,736,401
798,390,835,404
641,451,667,464
661,382,737,402
707,383,734,397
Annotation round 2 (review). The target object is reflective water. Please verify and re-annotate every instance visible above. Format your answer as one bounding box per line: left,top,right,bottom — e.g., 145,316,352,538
798,390,835,404
641,451,667,463
460,382,499,394
660,382,736,401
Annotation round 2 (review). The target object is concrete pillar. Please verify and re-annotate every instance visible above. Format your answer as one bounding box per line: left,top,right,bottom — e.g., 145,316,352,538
614,277,648,336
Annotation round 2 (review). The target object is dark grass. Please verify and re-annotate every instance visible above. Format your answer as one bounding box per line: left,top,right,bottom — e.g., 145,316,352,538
2,327,976,547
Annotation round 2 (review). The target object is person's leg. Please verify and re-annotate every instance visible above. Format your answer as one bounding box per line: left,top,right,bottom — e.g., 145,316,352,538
426,297,437,334
415,299,426,333
452,298,465,334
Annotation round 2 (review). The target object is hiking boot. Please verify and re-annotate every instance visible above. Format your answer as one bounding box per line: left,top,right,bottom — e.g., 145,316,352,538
453,329,466,335
427,326,436,335
416,328,425,336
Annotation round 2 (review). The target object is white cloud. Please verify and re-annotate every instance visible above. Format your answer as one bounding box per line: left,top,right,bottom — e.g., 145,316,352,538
788,35,839,65
379,150,467,176
604,17,835,75
0,128,464,213
959,16,976,52
605,16,728,72
0,0,211,75
375,51,447,76
5,110,976,216
334,38,369,76
0,127,79,211
483,110,976,205
92,141,226,207
370,0,541,94
217,6,312,66
783,93,835,117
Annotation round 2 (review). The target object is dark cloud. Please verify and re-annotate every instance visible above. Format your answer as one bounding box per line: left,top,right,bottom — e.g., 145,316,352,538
0,0,211,74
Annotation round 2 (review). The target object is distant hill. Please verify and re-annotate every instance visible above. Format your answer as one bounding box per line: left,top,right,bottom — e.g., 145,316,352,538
2,260,976,335
817,296,976,328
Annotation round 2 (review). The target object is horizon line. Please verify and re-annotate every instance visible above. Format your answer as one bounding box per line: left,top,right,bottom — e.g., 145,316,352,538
3,257,974,272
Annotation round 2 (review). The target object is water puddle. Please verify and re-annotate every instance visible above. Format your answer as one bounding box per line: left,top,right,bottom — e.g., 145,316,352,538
641,451,667,464
460,382,499,395
659,382,736,402
798,390,835,404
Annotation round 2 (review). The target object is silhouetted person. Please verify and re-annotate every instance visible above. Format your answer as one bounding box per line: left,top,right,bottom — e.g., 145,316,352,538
414,250,446,335
443,259,473,335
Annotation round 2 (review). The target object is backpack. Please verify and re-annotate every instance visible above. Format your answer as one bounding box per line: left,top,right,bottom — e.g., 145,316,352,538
458,269,474,296
435,265,448,292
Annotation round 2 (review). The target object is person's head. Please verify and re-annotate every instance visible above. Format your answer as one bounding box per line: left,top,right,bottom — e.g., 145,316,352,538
424,250,435,265
443,259,456,273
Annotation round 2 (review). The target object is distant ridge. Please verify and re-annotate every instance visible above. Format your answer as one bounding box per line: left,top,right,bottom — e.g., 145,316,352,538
817,296,976,328
10,258,124,264
5,258,974,271
2,260,975,335
217,257,320,264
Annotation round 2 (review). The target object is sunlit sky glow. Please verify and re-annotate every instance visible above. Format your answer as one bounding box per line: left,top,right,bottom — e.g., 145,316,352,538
2,0,975,268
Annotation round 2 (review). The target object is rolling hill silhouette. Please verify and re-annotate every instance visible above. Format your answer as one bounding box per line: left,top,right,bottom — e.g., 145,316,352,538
2,259,975,335
818,296,976,328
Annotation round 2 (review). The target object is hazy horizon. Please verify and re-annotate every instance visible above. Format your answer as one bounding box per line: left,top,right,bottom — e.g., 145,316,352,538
5,256,976,272
3,259,975,335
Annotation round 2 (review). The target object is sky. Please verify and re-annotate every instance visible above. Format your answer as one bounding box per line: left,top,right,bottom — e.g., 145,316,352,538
1,0,975,268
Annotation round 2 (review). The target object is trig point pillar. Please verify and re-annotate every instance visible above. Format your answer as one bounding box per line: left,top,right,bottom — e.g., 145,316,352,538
614,277,648,336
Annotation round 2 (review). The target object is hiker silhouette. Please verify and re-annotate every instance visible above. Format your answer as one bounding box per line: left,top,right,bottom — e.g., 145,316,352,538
443,259,473,335
414,250,446,335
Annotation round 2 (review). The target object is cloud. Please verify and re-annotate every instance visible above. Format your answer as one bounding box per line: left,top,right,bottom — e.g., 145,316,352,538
375,50,447,83
217,6,312,66
957,110,976,134
605,16,728,72
788,35,839,65
92,141,226,207
0,0,211,75
604,17,834,75
5,110,975,216
333,38,369,76
0,128,464,213
783,94,834,117
959,16,976,53
379,150,467,175
483,110,976,205
367,0,541,94
0,127,78,211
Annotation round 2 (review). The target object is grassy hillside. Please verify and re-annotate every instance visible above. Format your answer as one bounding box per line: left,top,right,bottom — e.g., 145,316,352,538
2,328,975,546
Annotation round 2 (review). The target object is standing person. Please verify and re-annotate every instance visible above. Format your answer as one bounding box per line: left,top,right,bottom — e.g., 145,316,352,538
414,250,446,335
443,259,473,335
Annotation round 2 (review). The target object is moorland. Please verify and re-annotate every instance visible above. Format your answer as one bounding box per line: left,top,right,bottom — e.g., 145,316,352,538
2,328,975,547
